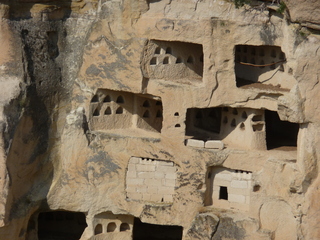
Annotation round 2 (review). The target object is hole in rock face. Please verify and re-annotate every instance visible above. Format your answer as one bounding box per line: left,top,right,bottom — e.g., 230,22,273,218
242,111,247,119
93,108,100,116
104,95,111,102
155,47,161,54
252,124,264,132
163,56,169,64
235,45,286,88
165,47,172,54
143,100,150,107
105,107,112,115
265,110,299,150
116,96,124,103
116,107,123,114
94,224,102,235
253,185,261,192
176,57,182,63
133,218,183,240
252,115,263,121
38,211,87,240
143,110,150,118
107,222,116,232
232,109,238,115
91,95,99,102
120,223,130,232
150,57,157,65
219,186,228,200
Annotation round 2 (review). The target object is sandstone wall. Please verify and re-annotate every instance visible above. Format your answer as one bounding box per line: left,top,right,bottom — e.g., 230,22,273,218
0,0,320,240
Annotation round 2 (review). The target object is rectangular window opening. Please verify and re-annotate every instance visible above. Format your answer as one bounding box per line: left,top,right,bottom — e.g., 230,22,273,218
219,186,228,200
265,110,299,150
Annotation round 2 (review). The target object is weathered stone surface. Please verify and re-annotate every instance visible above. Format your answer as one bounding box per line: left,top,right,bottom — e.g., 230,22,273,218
283,0,320,25
0,0,319,239
185,212,219,240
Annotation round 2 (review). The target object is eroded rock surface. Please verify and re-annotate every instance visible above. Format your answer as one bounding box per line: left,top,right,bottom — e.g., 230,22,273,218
0,0,319,239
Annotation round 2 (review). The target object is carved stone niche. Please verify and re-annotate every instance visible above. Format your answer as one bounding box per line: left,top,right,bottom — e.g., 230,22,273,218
234,45,296,90
186,107,299,151
91,212,134,240
29,211,87,240
142,40,204,83
204,167,253,212
89,89,163,133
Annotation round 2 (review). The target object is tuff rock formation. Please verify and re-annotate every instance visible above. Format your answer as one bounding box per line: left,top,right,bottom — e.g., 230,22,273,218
0,0,320,239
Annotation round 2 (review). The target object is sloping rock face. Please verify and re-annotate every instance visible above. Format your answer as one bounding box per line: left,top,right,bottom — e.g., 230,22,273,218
0,0,320,239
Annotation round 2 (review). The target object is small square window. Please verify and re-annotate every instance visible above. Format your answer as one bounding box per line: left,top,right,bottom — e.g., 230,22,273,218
219,186,228,200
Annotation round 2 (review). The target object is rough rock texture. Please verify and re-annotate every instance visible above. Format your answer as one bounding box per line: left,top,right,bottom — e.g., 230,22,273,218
0,0,320,240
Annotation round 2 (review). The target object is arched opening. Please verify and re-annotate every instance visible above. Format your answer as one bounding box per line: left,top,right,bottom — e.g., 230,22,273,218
232,109,238,115
165,47,172,54
150,57,157,65
176,57,182,63
107,222,117,232
155,47,161,54
93,108,100,116
116,96,124,103
105,107,112,115
120,223,130,232
143,100,150,107
242,111,247,119
94,224,103,235
91,95,99,102
38,211,87,240
163,56,169,64
103,95,111,102
143,110,150,118
116,107,123,114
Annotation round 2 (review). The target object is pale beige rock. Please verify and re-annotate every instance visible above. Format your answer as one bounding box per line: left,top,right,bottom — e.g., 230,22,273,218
0,0,320,239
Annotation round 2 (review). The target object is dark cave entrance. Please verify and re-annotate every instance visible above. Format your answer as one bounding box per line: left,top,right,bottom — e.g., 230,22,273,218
265,110,299,150
133,218,183,240
37,211,87,240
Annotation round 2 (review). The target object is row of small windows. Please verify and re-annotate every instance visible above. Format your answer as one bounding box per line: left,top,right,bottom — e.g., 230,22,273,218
91,95,124,104
93,107,162,118
93,107,123,116
236,45,285,59
142,100,162,107
94,222,130,235
150,55,202,65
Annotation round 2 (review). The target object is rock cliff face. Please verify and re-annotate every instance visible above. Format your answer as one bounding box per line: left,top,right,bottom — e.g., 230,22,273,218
0,0,320,239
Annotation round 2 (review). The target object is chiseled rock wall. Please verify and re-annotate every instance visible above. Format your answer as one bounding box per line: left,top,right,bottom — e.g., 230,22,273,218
0,0,320,239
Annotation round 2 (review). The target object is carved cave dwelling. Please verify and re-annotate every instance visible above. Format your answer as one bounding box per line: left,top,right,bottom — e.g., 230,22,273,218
0,0,320,240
